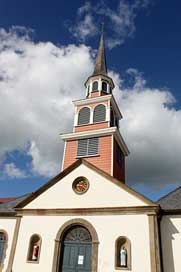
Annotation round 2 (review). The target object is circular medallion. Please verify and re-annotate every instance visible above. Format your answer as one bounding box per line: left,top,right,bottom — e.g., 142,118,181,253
72,177,89,194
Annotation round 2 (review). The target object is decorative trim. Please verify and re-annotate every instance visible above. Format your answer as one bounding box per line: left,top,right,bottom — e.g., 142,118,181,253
15,159,158,209
72,176,90,195
52,218,99,272
61,141,66,171
60,126,117,140
148,215,161,272
16,206,159,216
73,94,112,106
6,216,21,272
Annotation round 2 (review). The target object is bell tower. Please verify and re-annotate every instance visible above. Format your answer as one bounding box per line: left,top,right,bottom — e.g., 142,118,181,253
60,27,129,183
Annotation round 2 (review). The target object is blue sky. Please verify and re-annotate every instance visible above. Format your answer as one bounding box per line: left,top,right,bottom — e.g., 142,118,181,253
0,0,181,200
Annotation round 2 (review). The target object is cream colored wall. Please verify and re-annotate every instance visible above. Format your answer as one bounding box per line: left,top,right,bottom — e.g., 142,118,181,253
0,217,17,272
25,164,148,209
161,215,181,272
13,214,151,272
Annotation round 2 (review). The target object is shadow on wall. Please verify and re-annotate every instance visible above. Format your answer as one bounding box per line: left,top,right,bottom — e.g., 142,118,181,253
161,216,180,272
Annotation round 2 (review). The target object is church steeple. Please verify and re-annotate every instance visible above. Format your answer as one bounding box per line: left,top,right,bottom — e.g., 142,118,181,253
93,25,107,76
60,21,129,183
85,23,114,99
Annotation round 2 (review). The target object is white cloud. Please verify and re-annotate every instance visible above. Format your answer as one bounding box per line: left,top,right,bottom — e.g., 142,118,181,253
0,26,94,178
3,163,27,179
0,27,180,190
69,0,151,48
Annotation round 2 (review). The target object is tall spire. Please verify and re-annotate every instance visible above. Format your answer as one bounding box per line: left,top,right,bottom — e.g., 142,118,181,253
93,19,107,76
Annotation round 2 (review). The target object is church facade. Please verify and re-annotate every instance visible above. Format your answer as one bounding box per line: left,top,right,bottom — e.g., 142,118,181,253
0,32,180,272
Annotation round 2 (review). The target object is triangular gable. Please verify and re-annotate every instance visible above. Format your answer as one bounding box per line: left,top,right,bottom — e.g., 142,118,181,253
16,159,157,209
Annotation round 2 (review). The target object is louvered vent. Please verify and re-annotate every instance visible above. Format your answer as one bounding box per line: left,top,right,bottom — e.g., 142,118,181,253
93,104,106,123
88,138,99,156
77,139,87,157
77,138,99,157
78,107,90,125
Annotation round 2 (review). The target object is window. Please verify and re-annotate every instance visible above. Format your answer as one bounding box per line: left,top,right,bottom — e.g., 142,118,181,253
115,237,131,270
92,81,98,91
102,82,107,92
78,107,90,125
93,104,106,123
77,138,99,157
27,234,41,263
0,232,7,267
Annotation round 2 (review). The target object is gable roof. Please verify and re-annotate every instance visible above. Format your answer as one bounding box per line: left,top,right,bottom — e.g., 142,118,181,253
15,159,157,209
157,187,181,212
0,194,30,215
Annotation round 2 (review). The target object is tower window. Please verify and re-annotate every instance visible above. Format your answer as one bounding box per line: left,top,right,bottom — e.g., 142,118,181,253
92,81,98,91
77,138,99,157
93,104,106,123
102,81,107,92
78,107,90,125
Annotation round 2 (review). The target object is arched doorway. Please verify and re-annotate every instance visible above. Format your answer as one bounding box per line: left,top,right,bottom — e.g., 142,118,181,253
60,226,92,271
52,218,99,272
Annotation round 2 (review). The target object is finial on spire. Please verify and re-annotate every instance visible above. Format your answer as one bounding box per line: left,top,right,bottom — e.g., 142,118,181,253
101,16,105,36
92,17,107,76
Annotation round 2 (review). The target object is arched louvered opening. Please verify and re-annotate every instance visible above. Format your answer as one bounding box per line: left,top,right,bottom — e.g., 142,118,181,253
0,231,7,268
102,81,107,92
77,138,99,157
93,104,106,123
78,107,90,125
92,81,98,91
27,234,41,262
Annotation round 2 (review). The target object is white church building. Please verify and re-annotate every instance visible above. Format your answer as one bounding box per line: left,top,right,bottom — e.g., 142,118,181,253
0,31,180,272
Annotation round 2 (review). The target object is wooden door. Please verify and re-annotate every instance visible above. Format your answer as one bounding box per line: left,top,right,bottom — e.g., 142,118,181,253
59,226,92,272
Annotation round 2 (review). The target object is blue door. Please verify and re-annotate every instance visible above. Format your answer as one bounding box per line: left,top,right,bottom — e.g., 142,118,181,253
60,226,92,272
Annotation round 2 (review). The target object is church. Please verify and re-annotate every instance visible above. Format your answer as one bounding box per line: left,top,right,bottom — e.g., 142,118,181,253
0,30,181,272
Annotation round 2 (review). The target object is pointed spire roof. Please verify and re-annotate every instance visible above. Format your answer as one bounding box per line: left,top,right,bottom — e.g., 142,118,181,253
93,20,107,76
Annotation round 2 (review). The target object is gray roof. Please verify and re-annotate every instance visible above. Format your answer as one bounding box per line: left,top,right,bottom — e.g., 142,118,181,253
157,187,181,210
0,194,30,215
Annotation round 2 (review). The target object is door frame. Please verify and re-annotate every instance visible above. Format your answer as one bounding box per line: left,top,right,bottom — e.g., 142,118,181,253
52,218,99,272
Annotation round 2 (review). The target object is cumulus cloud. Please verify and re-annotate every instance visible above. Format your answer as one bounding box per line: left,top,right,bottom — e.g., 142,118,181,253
0,26,180,190
3,163,27,179
0,26,94,177
68,0,151,48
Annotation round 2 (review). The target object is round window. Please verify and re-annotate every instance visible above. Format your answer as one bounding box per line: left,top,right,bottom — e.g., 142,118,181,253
72,177,89,194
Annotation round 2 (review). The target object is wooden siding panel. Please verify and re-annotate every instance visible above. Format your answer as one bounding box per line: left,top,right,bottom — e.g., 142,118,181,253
63,135,112,175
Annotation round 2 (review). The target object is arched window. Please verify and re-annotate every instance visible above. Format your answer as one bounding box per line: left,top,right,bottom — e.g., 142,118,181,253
92,81,98,91
115,236,131,269
93,104,106,123
0,232,7,267
27,234,41,262
78,107,90,125
102,81,107,92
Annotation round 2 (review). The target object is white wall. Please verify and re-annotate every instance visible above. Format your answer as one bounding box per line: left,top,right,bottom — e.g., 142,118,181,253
13,214,151,272
161,215,181,272
0,217,17,272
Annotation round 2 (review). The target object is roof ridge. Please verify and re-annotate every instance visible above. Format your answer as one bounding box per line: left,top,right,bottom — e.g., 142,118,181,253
157,186,181,202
